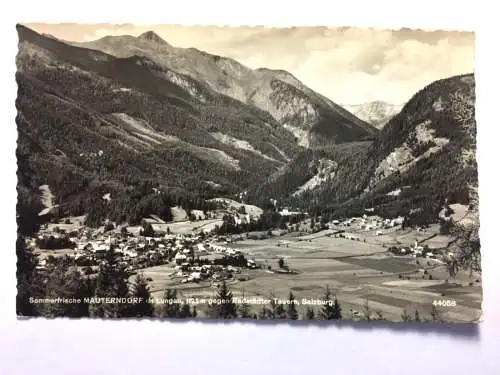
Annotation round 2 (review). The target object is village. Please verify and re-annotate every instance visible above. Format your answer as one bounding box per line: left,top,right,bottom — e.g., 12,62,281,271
31,214,260,285
327,214,442,259
25,193,483,322
30,198,452,289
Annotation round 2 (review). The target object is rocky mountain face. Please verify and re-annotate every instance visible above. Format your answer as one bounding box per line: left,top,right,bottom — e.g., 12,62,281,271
16,25,306,219
74,31,376,148
252,74,478,225
342,101,403,129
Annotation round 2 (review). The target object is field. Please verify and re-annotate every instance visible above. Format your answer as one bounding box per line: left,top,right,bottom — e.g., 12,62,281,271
128,218,224,235
140,224,482,322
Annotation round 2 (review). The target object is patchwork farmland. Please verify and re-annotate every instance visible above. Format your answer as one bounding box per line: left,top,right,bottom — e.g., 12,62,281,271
140,220,481,322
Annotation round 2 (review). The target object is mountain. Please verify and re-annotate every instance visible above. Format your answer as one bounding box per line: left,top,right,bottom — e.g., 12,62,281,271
342,101,403,129
251,74,478,225
15,25,306,225
73,32,377,148
17,24,475,231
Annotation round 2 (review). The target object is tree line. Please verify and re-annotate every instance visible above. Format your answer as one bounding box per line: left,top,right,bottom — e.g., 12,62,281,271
17,236,344,320
19,234,451,322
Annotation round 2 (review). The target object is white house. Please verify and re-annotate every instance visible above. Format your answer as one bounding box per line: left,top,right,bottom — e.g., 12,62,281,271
189,272,202,281
175,253,187,265
124,249,138,258
394,217,405,225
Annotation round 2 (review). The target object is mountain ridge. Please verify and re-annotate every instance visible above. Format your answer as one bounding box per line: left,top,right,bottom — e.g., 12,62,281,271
15,24,308,225
16,24,476,231
72,30,377,147
250,73,477,226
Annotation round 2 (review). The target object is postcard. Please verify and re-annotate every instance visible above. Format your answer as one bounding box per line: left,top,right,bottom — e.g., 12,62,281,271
16,24,480,322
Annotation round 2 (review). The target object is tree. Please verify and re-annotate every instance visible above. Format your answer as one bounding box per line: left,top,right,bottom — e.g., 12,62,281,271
286,292,299,320
305,307,315,320
142,223,155,237
414,309,422,322
278,258,285,269
16,236,42,316
267,293,280,319
104,222,115,232
43,265,94,317
401,307,412,322
363,300,372,320
440,219,452,234
90,248,131,318
445,256,459,278
430,305,444,323
331,297,342,320
275,303,287,319
17,188,42,236
310,217,316,230
158,289,181,318
238,290,252,318
318,286,342,320
191,306,197,318
258,306,269,319
279,219,288,230
179,302,192,318
128,274,154,317
454,225,481,274
121,226,129,236
210,281,237,319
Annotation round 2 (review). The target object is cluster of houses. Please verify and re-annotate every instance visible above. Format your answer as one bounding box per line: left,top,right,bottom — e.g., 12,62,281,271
33,223,258,283
389,240,437,258
327,214,406,242
173,242,257,284
279,208,304,217
330,214,405,233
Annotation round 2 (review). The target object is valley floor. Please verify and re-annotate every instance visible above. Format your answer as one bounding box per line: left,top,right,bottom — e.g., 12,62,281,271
141,224,482,323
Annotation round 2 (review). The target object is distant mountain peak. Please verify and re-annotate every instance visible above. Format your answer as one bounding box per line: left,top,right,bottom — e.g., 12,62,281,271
342,101,403,129
138,31,169,45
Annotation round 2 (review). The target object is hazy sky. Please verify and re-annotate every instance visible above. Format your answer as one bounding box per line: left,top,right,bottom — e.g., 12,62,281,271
26,24,475,104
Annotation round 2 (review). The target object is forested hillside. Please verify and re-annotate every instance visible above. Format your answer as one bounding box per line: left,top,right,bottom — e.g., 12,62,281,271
76,31,376,147
16,25,303,229
251,74,478,226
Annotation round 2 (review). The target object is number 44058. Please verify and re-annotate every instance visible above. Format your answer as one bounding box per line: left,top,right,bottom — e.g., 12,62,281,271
433,300,457,307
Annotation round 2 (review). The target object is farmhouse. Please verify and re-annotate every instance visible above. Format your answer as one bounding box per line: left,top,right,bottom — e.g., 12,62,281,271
175,253,188,265
279,208,303,216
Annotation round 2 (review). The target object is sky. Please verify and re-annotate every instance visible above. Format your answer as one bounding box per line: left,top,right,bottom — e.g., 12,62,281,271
25,24,475,104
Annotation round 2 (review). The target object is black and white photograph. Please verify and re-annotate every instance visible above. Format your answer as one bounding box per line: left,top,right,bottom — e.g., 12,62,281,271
15,23,480,323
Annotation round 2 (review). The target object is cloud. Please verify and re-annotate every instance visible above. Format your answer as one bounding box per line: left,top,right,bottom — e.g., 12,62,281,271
25,23,475,104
